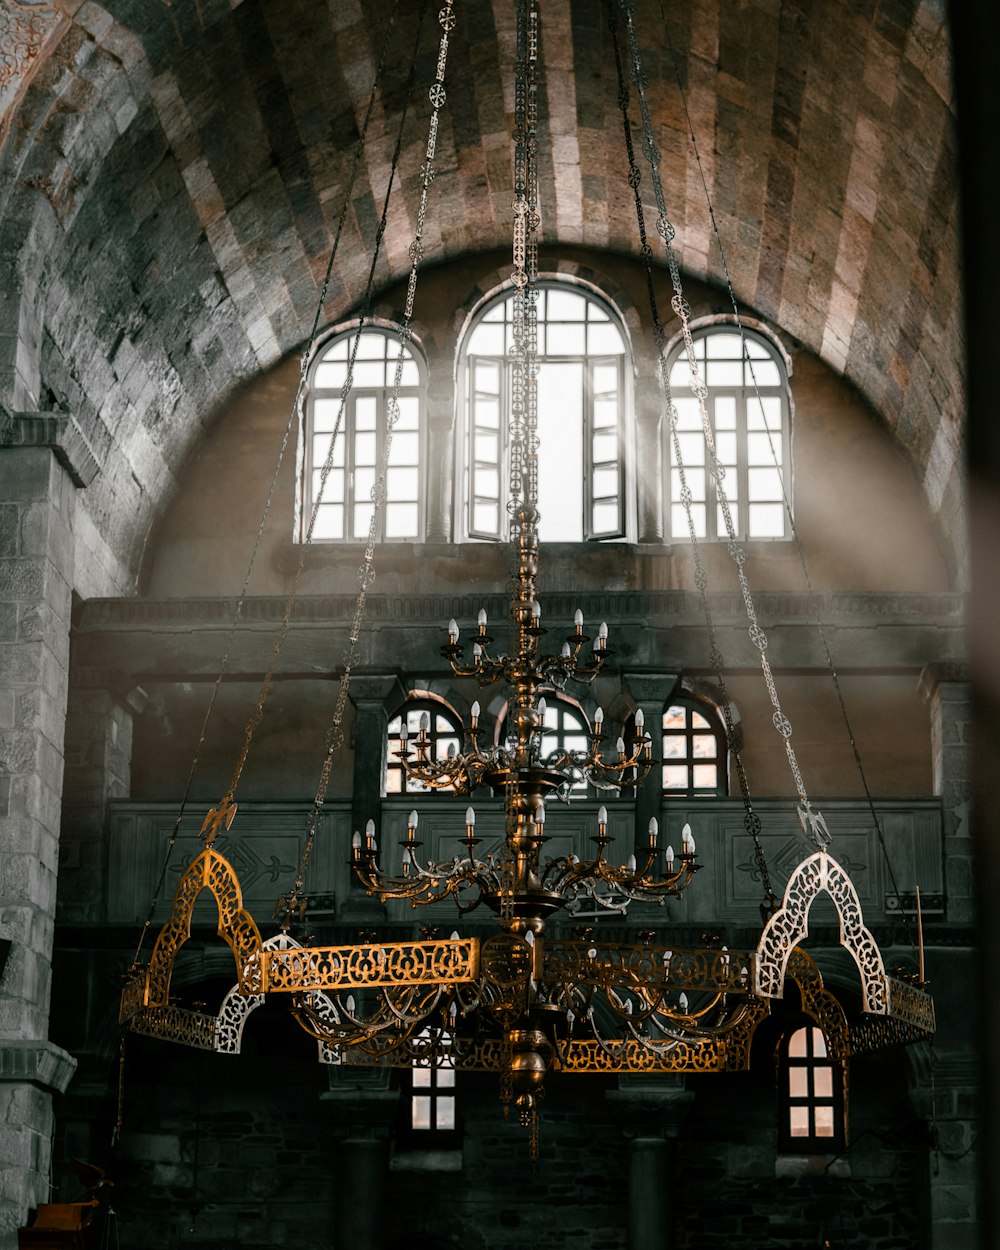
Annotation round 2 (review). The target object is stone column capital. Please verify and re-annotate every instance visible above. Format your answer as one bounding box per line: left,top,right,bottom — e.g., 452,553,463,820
348,674,407,710
917,662,970,704
0,1041,77,1094
3,412,101,487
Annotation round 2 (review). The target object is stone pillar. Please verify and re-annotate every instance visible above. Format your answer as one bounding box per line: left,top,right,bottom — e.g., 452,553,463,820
341,676,402,922
624,674,679,855
59,679,146,926
918,663,972,924
0,418,98,1242
606,1077,694,1250
322,1068,399,1250
424,374,455,542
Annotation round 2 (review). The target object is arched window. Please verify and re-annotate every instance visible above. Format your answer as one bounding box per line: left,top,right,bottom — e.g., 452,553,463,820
386,699,463,795
302,327,424,541
661,698,726,797
462,283,630,542
404,1031,458,1144
778,1024,845,1153
665,326,790,540
498,693,591,793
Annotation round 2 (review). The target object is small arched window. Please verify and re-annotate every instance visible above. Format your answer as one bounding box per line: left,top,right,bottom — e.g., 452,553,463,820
302,327,425,541
778,1024,845,1153
404,1032,459,1145
661,698,726,797
497,693,592,792
665,326,790,540
386,699,463,795
462,283,630,542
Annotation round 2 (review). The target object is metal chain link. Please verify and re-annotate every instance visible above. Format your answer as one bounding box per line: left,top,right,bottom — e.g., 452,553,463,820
607,2,776,909
276,0,455,926
617,0,829,853
132,3,403,962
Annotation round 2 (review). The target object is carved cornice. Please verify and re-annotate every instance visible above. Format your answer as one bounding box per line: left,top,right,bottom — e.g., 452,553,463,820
0,1039,77,1093
4,412,101,487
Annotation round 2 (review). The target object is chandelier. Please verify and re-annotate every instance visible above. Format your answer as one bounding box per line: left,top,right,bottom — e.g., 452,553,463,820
119,0,935,1156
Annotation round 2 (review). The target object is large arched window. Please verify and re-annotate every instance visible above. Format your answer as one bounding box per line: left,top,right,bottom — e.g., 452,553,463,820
665,326,790,540
302,327,424,541
462,283,630,542
386,698,463,795
661,697,727,797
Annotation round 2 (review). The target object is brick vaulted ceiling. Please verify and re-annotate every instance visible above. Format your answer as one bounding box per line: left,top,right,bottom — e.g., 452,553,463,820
0,0,961,587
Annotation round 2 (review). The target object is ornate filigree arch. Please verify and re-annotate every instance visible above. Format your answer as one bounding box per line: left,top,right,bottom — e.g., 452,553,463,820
754,851,887,1014
145,848,265,1009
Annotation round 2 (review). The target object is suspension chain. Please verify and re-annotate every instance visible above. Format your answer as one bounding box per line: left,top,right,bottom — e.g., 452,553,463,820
617,0,829,854
608,1,776,908
276,0,456,926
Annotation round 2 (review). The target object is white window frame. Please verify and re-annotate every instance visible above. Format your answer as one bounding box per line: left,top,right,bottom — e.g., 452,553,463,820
664,324,791,541
300,326,426,543
460,283,632,543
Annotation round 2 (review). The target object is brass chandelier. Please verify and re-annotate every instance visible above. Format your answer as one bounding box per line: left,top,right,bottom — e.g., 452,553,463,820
120,0,935,1154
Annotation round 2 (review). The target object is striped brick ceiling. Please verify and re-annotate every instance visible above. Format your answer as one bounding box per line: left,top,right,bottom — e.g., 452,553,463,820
0,0,961,580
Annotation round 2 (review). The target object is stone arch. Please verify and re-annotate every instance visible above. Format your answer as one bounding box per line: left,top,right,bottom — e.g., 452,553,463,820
754,851,887,1015
145,847,264,1009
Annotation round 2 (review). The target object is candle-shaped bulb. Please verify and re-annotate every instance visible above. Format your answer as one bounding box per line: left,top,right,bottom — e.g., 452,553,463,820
465,806,476,827
534,803,545,826
597,621,608,649
679,992,689,1013
448,741,457,758
352,830,362,852
537,696,547,719
448,618,459,642
648,817,658,846
450,999,460,1020
682,824,696,855
419,711,430,734
566,1008,576,1029
345,994,356,1015
471,699,480,725
399,722,408,741
561,642,571,658
450,930,460,942
365,818,377,851
478,608,488,629
665,844,675,869
525,929,535,948
635,708,645,729
407,809,418,832
473,642,482,663
531,599,541,622
616,736,626,755
627,853,637,873
594,706,604,728
598,805,608,826
574,608,584,632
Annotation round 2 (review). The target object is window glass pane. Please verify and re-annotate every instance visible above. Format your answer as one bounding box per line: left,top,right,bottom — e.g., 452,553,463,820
354,501,374,535
675,432,706,466
662,737,686,759
714,396,737,428
692,735,717,758
593,364,619,395
385,768,402,793
390,432,420,467
789,1069,809,1097
813,1067,833,1098
593,431,618,464
788,1028,808,1057
672,397,701,429
749,503,786,537
475,467,500,498
436,1067,456,1088
314,360,348,389
436,1098,456,1131
593,467,619,498
385,503,418,537
814,1106,835,1136
670,358,691,388
323,338,349,360
705,333,744,358
588,323,625,354
412,1096,432,1130
395,397,419,429
587,301,609,321
746,359,780,387
748,467,784,501
789,1107,810,1137
355,334,386,360
747,433,779,465
355,468,376,499
387,467,419,500
746,337,769,358
313,398,342,432
312,468,344,504
354,397,377,430
748,396,783,431
313,503,344,539
672,468,705,501
352,361,384,388
412,1068,432,1087
473,501,499,534
537,362,583,543
593,397,618,431
476,399,500,430
811,1029,827,1058
475,361,501,393
591,501,619,534
716,432,737,464
547,322,586,355
692,764,717,788
663,706,686,729
673,502,705,536
663,765,688,789
707,361,743,386
546,288,586,320
399,359,420,387
475,433,499,463
468,323,505,354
